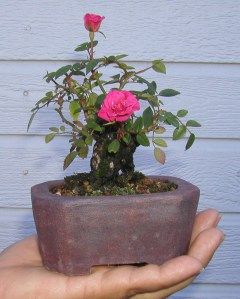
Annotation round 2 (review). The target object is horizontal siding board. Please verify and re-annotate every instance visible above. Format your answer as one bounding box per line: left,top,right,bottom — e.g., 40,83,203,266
0,61,240,138
0,1,239,62
0,209,239,285
173,284,240,299
0,136,239,212
0,209,35,248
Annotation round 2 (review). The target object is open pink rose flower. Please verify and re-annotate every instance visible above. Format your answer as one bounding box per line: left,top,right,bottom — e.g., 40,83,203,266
98,90,140,122
84,13,105,32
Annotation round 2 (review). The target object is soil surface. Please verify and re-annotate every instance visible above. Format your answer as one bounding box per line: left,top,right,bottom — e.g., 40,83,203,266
51,172,178,197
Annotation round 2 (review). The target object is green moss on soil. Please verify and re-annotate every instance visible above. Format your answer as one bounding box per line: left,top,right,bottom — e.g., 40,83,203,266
51,171,178,197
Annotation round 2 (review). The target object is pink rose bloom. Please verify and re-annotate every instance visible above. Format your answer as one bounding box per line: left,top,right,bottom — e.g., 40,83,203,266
98,90,140,122
84,13,105,32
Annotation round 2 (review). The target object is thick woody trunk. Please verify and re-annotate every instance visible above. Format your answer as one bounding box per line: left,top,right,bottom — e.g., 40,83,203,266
90,133,138,184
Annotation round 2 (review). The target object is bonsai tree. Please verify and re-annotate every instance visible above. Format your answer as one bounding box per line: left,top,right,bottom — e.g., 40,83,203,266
28,13,201,196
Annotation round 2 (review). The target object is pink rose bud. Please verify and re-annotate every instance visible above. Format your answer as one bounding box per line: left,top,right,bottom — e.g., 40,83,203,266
98,90,140,122
84,13,105,32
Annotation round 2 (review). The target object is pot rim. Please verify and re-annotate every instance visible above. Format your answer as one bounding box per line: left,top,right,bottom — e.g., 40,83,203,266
31,176,200,206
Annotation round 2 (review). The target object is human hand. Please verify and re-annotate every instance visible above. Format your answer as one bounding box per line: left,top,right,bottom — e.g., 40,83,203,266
0,209,224,299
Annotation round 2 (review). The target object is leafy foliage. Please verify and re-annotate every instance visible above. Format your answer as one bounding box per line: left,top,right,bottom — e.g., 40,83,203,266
108,140,120,153
152,60,166,74
28,24,200,172
136,133,150,147
154,147,166,164
159,89,180,97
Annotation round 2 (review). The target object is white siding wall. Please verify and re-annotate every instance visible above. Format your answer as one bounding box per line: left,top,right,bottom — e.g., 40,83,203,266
0,1,240,298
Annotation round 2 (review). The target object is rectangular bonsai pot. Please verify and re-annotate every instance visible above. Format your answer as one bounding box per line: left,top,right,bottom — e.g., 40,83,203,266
31,176,199,276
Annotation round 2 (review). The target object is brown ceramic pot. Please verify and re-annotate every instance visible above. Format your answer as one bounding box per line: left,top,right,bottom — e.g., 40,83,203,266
31,176,199,276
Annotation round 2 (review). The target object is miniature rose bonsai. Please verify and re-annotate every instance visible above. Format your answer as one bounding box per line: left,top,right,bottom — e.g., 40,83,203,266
30,13,202,275
28,13,201,196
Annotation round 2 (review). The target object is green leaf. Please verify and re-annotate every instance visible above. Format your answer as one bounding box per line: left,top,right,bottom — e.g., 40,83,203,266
75,41,98,52
63,151,78,170
133,117,143,133
27,113,36,132
75,139,85,148
75,86,84,97
87,119,102,132
147,81,157,95
152,60,166,74
60,125,65,132
43,71,55,79
155,126,166,134
111,74,121,80
88,93,98,106
143,107,154,129
34,97,48,106
186,120,201,127
121,71,135,82
44,72,56,83
173,125,187,140
82,81,92,91
96,94,105,108
153,138,167,147
154,147,166,164
49,127,59,133
136,93,159,106
55,65,72,79
85,135,93,145
45,133,56,143
165,112,179,128
122,133,131,145
159,89,180,97
107,55,117,62
104,74,121,85
115,62,135,70
185,133,196,150
78,145,89,158
72,70,85,76
72,63,86,75
86,59,100,74
46,91,53,98
177,109,188,117
124,120,133,131
108,140,120,153
72,63,85,70
134,75,150,85
136,133,150,146
75,42,89,52
69,101,81,121
115,54,128,60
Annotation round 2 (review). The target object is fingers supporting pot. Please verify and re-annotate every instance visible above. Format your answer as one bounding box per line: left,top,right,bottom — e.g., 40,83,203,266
190,209,222,245
130,276,195,299
188,227,225,268
123,256,203,297
129,212,224,299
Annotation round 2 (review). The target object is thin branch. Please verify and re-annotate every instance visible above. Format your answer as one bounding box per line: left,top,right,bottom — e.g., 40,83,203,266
87,48,91,59
55,108,76,129
176,115,192,135
51,78,67,90
135,66,152,75
96,77,106,94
